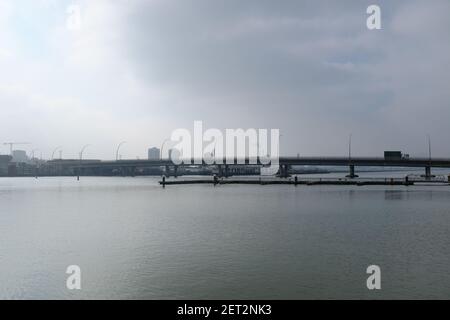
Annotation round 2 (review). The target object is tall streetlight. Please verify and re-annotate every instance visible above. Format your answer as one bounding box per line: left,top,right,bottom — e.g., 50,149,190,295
79,144,91,160
51,146,62,160
348,133,353,160
116,141,126,161
31,149,39,160
160,138,170,160
77,144,90,181
427,134,432,178
31,149,40,178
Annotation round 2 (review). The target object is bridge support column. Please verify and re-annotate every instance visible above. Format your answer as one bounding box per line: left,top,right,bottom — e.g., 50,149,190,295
346,165,358,178
165,165,170,178
424,166,432,180
279,164,289,178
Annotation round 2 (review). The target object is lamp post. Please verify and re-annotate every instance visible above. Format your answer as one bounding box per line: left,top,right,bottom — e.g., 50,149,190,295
31,149,40,178
31,149,39,161
116,141,126,161
348,133,352,161
426,134,432,179
160,138,170,160
79,144,90,161
78,144,90,181
51,146,62,160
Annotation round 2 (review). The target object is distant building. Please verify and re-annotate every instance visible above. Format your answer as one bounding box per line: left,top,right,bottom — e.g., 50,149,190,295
12,150,29,163
0,155,12,176
148,147,160,160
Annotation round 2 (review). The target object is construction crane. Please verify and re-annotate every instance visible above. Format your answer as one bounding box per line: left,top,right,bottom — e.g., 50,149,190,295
3,142,31,155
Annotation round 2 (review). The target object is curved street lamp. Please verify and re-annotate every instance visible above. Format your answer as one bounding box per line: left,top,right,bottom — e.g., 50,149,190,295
31,149,39,160
79,144,91,161
77,144,91,181
116,141,126,161
160,138,171,160
51,146,62,160
348,133,353,161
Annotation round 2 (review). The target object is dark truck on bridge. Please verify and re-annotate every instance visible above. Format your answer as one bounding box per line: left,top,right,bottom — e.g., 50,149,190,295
384,151,409,160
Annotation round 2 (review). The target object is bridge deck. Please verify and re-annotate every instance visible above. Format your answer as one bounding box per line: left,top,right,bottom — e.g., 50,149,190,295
57,157,450,169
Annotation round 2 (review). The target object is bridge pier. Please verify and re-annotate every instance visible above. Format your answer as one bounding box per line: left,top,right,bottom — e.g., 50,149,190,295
165,165,170,178
422,166,435,180
218,164,230,178
278,164,290,178
217,164,230,178
346,165,358,179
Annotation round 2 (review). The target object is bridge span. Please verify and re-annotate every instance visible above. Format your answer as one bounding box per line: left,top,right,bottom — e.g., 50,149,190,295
49,156,450,178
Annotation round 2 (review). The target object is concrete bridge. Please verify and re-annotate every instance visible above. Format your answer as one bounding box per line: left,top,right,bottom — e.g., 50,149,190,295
49,156,450,178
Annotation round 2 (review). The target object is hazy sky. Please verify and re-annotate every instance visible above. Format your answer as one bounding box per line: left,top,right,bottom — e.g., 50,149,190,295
0,0,449,159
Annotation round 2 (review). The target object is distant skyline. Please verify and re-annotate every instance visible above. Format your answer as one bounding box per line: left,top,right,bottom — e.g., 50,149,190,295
1,0,450,159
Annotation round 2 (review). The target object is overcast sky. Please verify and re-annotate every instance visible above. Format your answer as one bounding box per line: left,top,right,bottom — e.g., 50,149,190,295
0,0,449,159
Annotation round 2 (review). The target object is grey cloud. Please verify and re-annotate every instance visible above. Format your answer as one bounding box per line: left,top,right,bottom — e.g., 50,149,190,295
1,0,449,158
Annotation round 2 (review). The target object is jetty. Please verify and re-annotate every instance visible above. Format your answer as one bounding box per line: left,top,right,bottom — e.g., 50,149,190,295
159,176,450,187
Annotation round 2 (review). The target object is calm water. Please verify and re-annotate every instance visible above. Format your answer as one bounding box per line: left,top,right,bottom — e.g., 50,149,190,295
1,173,450,299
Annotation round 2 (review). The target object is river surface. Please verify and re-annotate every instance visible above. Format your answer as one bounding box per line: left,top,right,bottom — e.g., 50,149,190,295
1,171,450,299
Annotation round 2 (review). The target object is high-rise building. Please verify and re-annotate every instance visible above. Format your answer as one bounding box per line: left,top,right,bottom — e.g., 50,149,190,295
12,150,29,163
148,147,160,160
0,155,12,176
